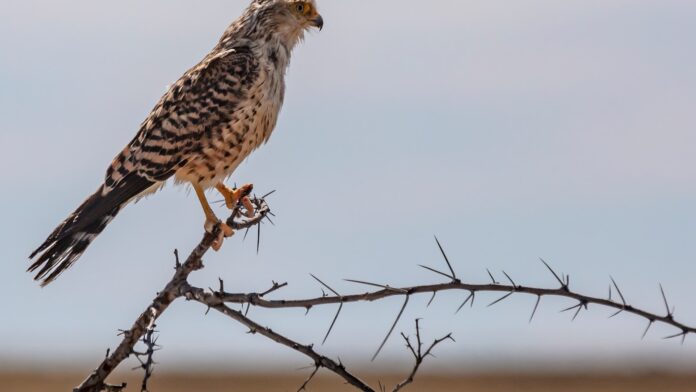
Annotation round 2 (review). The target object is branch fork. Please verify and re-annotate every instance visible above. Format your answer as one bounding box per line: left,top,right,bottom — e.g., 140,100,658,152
73,196,694,392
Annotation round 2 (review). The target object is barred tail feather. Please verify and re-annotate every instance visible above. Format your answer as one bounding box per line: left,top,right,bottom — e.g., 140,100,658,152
28,208,120,286
29,174,154,286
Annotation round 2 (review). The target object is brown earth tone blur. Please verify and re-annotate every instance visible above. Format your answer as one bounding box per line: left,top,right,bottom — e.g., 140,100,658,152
3,372,696,392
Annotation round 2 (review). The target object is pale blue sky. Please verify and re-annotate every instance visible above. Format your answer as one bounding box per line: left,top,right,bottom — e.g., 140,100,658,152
1,0,696,373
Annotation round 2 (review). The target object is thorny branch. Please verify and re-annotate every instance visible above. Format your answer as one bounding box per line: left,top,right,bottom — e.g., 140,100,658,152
184,286,376,391
215,254,696,347
185,282,453,392
73,195,271,392
393,319,454,392
74,194,696,392
130,321,159,392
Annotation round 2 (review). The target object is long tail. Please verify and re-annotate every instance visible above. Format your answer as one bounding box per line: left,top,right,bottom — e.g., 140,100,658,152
29,174,154,286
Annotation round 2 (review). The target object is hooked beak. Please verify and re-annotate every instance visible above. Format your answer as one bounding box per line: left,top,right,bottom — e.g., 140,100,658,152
311,14,324,31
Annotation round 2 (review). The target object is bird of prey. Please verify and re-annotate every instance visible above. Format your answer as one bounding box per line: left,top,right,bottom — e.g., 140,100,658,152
29,0,324,286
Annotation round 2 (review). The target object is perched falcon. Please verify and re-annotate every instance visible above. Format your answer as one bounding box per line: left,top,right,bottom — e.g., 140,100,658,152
29,0,323,286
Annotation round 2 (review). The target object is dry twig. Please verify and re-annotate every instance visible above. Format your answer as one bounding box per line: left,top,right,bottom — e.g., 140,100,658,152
393,319,454,392
73,195,695,392
73,196,271,392
216,255,696,344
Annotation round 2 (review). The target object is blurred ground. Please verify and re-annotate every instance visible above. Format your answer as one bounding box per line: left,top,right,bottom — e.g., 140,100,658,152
3,372,696,392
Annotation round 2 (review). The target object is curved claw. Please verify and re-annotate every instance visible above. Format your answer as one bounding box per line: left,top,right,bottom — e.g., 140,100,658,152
241,196,255,218
216,183,254,210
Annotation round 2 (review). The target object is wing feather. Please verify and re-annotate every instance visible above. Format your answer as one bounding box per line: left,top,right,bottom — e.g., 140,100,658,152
105,47,259,189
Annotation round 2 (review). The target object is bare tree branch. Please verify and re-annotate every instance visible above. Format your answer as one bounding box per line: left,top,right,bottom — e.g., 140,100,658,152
297,365,320,392
130,321,159,392
393,319,454,392
216,261,696,341
73,197,271,392
73,229,217,392
184,285,376,391
73,195,696,392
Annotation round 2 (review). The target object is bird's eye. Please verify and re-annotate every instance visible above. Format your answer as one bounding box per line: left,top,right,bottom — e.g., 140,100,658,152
296,3,305,13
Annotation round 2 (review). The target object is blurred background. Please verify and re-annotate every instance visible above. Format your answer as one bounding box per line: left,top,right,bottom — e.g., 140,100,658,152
2,0,696,390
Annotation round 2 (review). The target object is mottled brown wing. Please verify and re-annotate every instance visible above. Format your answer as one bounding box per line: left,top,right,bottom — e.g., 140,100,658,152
105,46,259,190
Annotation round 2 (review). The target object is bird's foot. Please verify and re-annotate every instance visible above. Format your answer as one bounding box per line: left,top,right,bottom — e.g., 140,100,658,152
204,217,235,252
217,183,255,218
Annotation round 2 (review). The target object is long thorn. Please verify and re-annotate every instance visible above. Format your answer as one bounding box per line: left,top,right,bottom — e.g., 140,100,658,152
659,284,672,317
427,292,437,307
642,320,654,340
344,279,407,293
486,269,498,284
529,295,541,323
502,271,517,288
561,302,582,313
372,295,410,361
322,303,343,345
434,236,457,280
663,331,687,341
419,265,454,280
539,258,565,287
487,292,513,307
610,276,626,306
456,291,475,314
310,274,340,296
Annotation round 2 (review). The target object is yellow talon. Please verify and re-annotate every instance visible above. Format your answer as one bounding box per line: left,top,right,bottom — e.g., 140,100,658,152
216,182,255,217
194,183,235,251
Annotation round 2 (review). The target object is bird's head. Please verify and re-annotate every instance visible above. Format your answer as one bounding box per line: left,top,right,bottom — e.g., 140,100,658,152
280,0,323,31
244,0,323,47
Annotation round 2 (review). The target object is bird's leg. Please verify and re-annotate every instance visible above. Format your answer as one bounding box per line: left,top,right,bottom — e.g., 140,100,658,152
193,184,234,251
215,183,255,218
